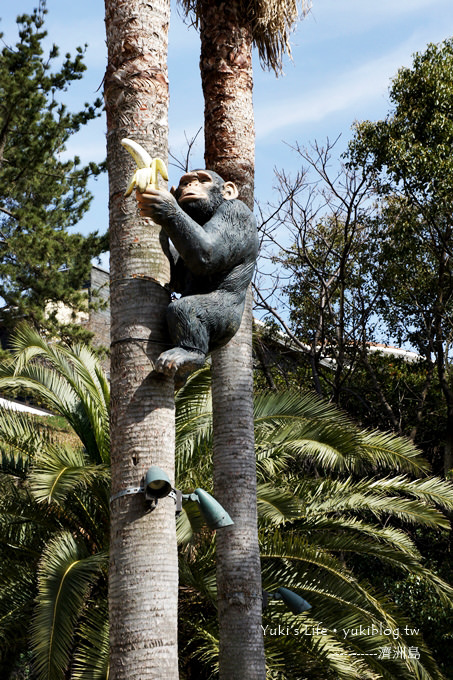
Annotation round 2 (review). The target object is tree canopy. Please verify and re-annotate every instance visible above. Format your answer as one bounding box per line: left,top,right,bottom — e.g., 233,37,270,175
1,329,453,679
348,37,453,474
348,37,453,359
0,3,107,343
257,37,453,475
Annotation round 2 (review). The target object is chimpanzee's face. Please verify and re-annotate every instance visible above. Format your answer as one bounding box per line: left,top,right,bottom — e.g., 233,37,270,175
176,170,216,204
174,170,227,224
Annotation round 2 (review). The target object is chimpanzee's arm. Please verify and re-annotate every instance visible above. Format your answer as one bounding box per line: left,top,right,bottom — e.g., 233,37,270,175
138,188,257,275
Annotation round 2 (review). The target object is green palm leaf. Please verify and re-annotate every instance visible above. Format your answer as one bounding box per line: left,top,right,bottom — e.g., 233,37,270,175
257,482,302,524
31,531,107,680
0,324,109,464
0,566,35,647
0,408,46,471
71,599,109,680
359,430,431,476
30,445,110,506
298,476,452,529
1,330,452,679
175,367,213,483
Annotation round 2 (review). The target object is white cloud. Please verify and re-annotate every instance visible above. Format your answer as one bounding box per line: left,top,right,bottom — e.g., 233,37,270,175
255,32,443,139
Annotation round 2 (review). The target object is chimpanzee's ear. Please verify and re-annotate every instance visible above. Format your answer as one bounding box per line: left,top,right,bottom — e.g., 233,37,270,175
221,181,239,200
170,185,177,195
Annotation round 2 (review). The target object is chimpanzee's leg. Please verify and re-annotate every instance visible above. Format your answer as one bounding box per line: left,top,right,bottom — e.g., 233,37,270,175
155,291,243,384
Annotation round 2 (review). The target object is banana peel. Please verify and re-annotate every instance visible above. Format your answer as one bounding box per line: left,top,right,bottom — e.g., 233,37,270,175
121,138,168,196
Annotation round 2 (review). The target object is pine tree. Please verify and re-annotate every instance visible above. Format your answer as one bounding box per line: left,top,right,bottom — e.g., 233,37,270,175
0,2,107,343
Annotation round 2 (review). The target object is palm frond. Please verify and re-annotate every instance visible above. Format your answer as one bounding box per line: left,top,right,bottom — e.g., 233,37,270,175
360,430,431,476
369,475,453,514
254,389,353,427
261,532,391,620
179,0,311,74
1,330,451,680
257,482,302,525
253,391,431,478
0,564,35,645
31,531,108,680
71,599,109,680
175,368,213,484
262,618,377,680
30,445,110,507
176,502,209,545
181,621,219,677
298,476,452,530
179,539,217,604
0,325,109,464
0,408,46,470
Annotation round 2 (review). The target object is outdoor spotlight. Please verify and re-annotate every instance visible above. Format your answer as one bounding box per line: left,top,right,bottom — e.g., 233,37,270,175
263,587,311,615
276,587,311,614
184,488,234,529
138,469,233,529
144,466,173,501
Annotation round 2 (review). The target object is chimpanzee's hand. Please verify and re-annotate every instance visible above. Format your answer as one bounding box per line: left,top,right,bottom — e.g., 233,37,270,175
137,187,179,225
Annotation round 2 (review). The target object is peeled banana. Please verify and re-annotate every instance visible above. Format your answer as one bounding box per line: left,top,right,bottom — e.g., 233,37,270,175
121,138,169,196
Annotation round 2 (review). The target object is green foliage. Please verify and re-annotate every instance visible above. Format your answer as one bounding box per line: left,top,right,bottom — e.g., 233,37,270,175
0,3,107,343
1,332,453,679
345,37,453,475
283,214,371,352
348,37,453,357
361,549,453,680
350,38,453,203
0,327,110,680
175,369,453,679
337,352,447,472
31,533,108,680
259,39,453,477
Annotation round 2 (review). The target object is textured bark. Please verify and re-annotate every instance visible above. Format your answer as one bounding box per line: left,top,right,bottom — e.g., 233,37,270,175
200,2,266,677
212,292,265,680
104,1,178,678
200,0,255,207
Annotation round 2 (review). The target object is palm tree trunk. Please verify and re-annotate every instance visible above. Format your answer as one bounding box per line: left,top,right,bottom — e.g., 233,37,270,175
104,1,178,678
200,1,255,201
211,296,265,679
200,2,266,677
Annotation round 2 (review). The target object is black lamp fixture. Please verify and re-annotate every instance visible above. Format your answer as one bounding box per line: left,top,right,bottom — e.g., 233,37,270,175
263,587,311,615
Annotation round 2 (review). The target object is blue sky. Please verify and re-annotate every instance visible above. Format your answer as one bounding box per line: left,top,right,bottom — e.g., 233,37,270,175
1,0,452,271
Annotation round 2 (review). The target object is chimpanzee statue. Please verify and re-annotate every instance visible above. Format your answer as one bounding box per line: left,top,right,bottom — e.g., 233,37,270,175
136,169,259,385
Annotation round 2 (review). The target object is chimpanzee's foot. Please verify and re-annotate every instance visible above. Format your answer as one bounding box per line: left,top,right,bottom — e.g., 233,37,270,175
155,347,206,387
